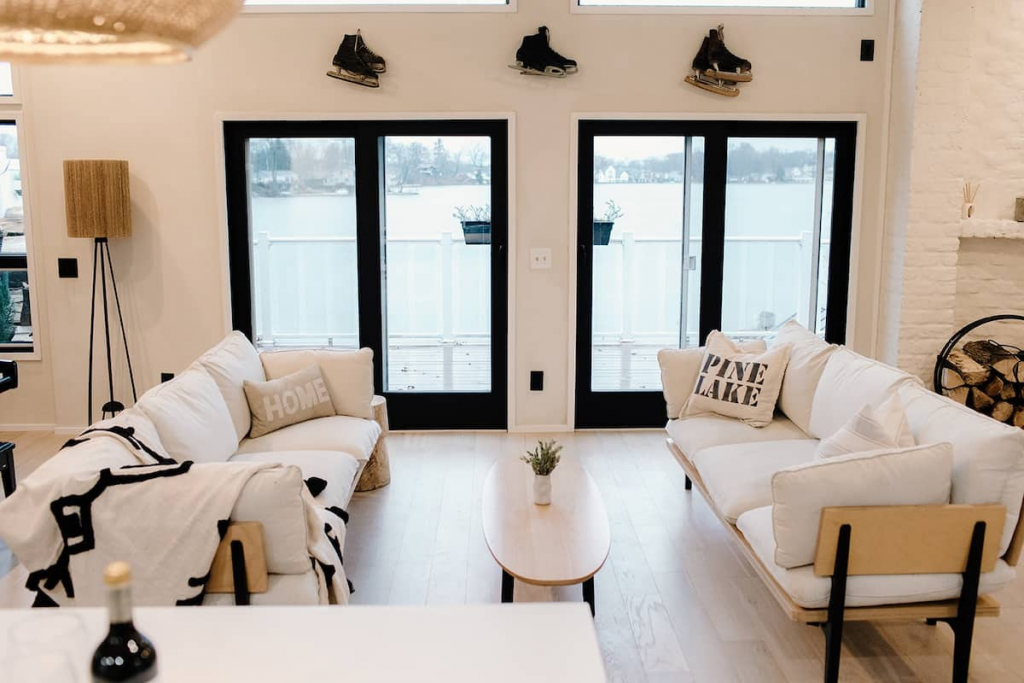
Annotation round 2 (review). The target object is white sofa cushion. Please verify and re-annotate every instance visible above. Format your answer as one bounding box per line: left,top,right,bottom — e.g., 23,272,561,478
229,464,311,575
737,505,1016,608
136,368,238,464
900,382,1024,555
658,340,766,419
666,414,810,457
771,443,954,568
815,394,915,459
203,570,322,606
808,348,919,440
231,449,362,513
194,332,266,443
684,332,792,428
261,348,374,420
693,439,818,523
235,415,381,464
769,321,836,434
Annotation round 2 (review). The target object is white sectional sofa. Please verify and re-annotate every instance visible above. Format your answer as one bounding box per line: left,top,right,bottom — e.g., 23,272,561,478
16,332,384,606
661,324,1024,682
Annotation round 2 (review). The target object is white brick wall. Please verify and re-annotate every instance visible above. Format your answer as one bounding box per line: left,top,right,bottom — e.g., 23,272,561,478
884,0,1024,381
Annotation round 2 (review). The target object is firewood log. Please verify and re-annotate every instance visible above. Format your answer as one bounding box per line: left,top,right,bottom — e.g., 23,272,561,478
1001,382,1019,401
946,349,992,386
993,357,1024,383
1015,409,1024,429
964,339,1015,367
992,401,1015,423
971,387,995,412
983,376,1005,397
946,386,970,405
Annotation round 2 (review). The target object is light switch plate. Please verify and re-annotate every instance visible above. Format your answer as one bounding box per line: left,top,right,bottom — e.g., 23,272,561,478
530,248,552,270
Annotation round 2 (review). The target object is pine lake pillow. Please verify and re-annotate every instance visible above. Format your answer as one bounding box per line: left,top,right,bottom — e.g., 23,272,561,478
244,364,336,438
684,331,792,427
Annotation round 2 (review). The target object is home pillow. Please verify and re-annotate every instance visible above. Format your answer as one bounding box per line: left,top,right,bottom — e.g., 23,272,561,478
244,364,336,438
684,331,791,427
770,321,836,434
261,348,374,420
815,394,915,459
771,442,954,568
658,339,767,419
136,368,238,464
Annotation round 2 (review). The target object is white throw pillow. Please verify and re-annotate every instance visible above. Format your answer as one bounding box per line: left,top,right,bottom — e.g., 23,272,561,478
815,394,915,459
261,348,375,420
136,368,239,464
770,321,836,434
684,331,791,428
195,331,266,443
771,442,954,568
659,340,767,419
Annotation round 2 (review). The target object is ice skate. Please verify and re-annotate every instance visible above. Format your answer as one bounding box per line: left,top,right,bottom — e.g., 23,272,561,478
704,25,752,83
685,36,739,97
327,34,380,88
509,26,575,78
355,29,386,74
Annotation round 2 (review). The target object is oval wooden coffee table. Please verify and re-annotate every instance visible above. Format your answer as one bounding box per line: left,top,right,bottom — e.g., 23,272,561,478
481,458,610,616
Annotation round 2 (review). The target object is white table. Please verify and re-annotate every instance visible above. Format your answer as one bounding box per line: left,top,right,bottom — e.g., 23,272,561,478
481,458,611,616
0,604,606,682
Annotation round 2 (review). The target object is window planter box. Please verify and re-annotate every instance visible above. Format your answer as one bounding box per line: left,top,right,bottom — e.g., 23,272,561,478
460,220,491,245
593,221,615,246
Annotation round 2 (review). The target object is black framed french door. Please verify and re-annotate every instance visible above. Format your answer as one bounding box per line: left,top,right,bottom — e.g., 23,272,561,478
225,119,509,430
575,119,857,428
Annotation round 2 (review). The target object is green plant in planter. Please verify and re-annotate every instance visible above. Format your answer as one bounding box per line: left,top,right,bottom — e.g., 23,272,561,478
520,439,563,476
597,200,624,222
452,204,491,223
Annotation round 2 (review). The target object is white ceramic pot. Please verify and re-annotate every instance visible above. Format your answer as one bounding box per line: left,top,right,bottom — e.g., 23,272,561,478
533,474,552,505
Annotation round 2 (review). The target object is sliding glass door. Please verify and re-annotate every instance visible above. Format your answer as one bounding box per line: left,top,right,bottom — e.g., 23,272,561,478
576,120,856,428
225,120,508,429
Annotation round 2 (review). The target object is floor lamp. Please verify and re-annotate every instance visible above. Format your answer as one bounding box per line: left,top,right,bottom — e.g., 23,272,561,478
64,160,136,425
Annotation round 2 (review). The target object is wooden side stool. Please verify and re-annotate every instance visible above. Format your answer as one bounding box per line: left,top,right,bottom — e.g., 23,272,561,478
356,395,390,492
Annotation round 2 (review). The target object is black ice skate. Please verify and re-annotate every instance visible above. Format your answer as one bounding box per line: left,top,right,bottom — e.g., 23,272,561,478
355,29,386,74
509,26,577,78
327,34,380,88
685,35,739,98
705,25,752,83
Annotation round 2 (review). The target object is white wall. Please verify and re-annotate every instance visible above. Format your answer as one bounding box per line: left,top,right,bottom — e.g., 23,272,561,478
1,0,893,431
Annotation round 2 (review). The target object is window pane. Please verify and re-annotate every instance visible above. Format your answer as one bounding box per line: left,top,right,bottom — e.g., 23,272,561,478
0,269,31,346
246,138,359,350
382,136,491,392
580,0,859,6
723,137,833,341
0,122,23,257
591,135,703,392
815,138,836,335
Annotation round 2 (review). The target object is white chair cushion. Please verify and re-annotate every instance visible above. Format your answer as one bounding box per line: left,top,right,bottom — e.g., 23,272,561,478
693,439,818,522
658,340,766,419
771,443,954,568
900,382,1024,555
737,505,1016,608
230,464,310,575
666,414,811,457
808,348,919,440
261,348,374,420
235,415,381,464
815,394,915,459
136,368,238,464
194,332,266,443
230,449,362,513
203,570,322,606
769,321,836,434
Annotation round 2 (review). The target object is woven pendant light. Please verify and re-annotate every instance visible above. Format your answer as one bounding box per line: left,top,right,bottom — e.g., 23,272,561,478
0,1,244,64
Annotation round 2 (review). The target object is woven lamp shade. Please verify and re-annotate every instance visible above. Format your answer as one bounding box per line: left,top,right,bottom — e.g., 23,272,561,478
0,1,243,64
64,160,132,240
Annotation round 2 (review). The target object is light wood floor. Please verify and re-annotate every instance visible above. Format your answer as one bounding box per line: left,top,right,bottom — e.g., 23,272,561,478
6,430,1024,682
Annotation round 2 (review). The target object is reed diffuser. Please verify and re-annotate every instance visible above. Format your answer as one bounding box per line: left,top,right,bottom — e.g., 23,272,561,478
962,181,980,219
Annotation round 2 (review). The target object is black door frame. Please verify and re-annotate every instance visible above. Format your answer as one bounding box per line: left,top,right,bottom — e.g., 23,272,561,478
224,119,509,430
575,119,858,428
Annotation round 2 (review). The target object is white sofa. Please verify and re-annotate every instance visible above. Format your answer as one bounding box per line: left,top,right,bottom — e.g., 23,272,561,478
661,324,1024,681
19,332,384,606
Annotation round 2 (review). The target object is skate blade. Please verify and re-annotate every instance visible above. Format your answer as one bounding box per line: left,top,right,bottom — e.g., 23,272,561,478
706,68,752,83
508,62,568,78
326,69,380,88
685,75,739,97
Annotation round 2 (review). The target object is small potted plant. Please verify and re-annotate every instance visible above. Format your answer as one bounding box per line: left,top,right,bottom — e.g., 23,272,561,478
453,204,491,245
520,439,563,505
593,200,623,246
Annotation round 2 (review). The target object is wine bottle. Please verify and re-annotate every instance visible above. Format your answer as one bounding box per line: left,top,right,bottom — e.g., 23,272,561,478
91,561,158,682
